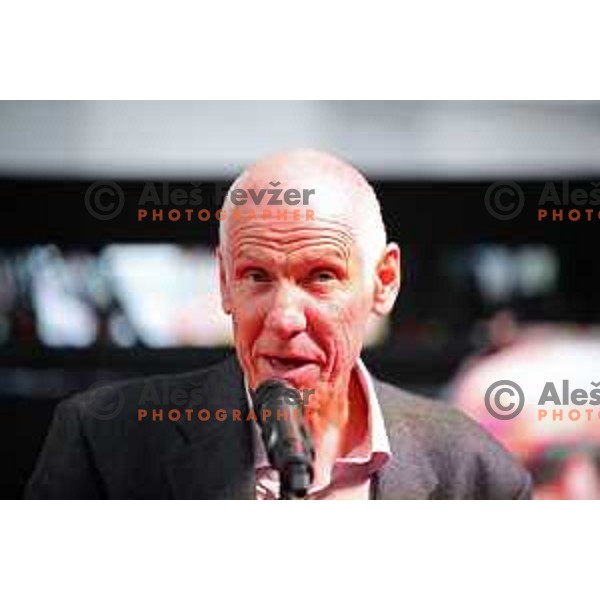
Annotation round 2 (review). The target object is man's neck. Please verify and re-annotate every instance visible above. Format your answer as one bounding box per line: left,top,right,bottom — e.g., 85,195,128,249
339,368,369,455
307,367,369,481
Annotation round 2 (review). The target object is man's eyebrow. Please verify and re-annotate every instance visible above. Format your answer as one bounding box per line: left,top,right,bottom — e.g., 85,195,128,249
232,249,279,264
297,253,347,266
288,244,349,262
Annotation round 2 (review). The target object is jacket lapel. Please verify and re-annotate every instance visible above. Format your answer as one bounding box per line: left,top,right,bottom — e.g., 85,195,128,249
373,378,440,499
162,355,256,499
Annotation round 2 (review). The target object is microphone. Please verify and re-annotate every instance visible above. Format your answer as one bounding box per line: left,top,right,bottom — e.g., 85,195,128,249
252,379,315,499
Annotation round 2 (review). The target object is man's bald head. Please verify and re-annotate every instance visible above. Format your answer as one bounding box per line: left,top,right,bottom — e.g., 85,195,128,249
219,149,387,272
217,148,401,397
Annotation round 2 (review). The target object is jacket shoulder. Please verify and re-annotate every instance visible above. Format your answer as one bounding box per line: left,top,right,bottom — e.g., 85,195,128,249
26,357,243,499
375,379,532,499
67,356,239,423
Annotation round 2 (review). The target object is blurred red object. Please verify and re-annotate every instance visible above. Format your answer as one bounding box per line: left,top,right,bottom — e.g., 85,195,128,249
452,322,600,499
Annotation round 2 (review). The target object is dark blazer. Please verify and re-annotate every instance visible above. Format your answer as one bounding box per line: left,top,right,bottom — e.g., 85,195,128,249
25,355,531,499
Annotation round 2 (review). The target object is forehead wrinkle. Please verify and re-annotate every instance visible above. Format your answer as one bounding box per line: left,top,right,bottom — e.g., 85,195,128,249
223,214,358,243
230,229,353,262
234,235,351,262
233,227,353,248
227,218,356,248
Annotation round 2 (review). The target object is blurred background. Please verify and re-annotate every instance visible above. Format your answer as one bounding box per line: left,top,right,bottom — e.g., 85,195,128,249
1,101,599,499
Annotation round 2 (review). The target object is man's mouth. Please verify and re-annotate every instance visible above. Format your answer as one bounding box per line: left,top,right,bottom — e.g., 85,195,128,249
261,355,322,381
267,356,314,369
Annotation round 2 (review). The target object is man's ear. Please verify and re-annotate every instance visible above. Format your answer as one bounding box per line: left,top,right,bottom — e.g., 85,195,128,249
217,246,232,315
372,243,401,316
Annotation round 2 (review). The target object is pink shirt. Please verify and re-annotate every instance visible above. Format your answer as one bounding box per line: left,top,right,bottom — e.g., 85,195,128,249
246,359,391,500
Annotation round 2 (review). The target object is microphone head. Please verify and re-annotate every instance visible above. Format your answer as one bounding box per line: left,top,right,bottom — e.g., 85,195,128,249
253,378,303,412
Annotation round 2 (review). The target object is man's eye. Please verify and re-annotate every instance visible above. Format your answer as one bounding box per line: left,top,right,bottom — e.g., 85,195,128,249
309,269,338,283
244,269,270,283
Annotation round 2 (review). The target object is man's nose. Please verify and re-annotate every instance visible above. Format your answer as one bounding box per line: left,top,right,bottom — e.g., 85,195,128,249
263,283,307,338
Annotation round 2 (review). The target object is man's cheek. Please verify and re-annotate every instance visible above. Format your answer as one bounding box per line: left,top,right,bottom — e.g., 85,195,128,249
234,308,265,364
334,312,362,369
320,324,355,382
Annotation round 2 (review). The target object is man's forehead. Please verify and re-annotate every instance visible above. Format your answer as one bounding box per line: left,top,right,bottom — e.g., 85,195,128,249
226,219,355,261
222,172,364,245
234,240,350,262
219,150,386,270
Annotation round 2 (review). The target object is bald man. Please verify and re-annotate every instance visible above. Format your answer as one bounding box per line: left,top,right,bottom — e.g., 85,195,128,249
26,149,531,499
